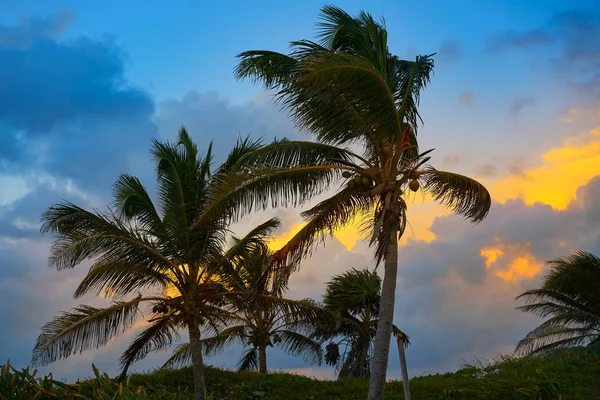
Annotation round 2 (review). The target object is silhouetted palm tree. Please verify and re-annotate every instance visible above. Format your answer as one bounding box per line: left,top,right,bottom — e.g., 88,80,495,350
313,269,409,380
199,6,491,398
31,128,308,400
516,251,600,355
162,243,325,373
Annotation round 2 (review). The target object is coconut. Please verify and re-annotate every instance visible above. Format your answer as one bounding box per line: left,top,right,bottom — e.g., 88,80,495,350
348,181,355,189
353,176,362,184
342,171,352,178
361,177,370,186
409,179,420,192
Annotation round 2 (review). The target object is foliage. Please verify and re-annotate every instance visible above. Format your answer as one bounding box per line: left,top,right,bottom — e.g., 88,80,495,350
127,348,600,399
33,127,279,399
162,244,327,373
0,360,177,399
313,268,409,379
5,349,600,399
516,251,600,355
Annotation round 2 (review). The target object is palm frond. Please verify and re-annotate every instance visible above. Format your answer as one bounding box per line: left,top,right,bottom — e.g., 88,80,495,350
31,297,150,366
113,174,168,238
237,347,259,372
275,187,374,267
235,50,299,89
392,325,410,348
516,289,600,323
420,169,490,223
41,202,178,272
119,315,181,377
277,330,323,365
218,135,264,173
515,324,598,355
234,139,363,169
161,343,192,370
193,165,340,230
74,257,173,298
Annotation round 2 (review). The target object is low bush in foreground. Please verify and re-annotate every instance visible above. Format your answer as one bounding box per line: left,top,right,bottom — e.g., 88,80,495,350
3,348,599,399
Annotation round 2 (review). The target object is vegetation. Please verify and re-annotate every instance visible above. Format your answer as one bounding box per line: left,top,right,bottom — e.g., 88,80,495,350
229,6,491,399
6,348,600,399
32,129,321,400
516,251,600,355
313,268,408,380
162,243,326,373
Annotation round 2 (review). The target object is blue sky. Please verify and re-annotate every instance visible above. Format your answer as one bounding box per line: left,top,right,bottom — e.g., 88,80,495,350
1,0,600,382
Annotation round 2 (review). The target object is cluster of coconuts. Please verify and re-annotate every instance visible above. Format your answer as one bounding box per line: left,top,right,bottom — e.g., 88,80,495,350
342,170,421,192
342,170,374,189
152,303,170,314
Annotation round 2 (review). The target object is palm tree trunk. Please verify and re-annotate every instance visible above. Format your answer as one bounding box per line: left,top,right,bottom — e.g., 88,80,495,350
397,336,411,400
368,235,398,400
258,345,268,373
188,322,207,400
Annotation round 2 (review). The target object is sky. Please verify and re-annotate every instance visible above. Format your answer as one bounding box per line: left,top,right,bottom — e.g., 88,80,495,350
1,0,600,382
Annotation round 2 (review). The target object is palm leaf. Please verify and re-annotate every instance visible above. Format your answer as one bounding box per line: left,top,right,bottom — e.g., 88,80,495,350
274,187,374,267
193,165,340,230
119,314,182,377
31,296,152,366
74,257,173,298
420,169,491,223
276,330,323,365
237,347,259,372
515,324,598,355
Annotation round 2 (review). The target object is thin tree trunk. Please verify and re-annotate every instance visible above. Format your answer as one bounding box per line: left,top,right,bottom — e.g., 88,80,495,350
258,345,268,373
188,322,206,400
368,235,398,400
397,336,411,400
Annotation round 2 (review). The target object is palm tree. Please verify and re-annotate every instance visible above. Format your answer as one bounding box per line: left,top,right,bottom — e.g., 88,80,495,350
31,128,293,400
195,6,490,398
161,242,325,373
516,251,600,355
314,269,409,383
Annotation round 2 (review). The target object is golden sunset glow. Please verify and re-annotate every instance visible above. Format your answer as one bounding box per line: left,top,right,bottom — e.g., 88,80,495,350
480,246,504,268
495,255,543,282
489,126,600,210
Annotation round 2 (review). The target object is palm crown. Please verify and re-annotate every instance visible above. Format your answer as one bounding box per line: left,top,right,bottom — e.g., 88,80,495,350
193,6,490,399
32,128,295,399
516,251,600,355
163,243,326,373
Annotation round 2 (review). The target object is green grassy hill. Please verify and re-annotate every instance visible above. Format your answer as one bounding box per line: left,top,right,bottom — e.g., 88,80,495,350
2,349,599,399
128,348,600,399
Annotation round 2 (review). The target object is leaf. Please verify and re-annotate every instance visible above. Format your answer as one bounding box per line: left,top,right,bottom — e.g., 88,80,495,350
420,169,491,223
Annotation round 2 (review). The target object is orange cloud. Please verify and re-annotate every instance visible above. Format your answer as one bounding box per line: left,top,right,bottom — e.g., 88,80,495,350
489,126,600,210
479,240,545,282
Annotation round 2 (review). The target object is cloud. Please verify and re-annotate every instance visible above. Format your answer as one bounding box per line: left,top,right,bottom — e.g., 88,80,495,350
508,97,537,120
486,9,600,100
437,40,464,65
489,124,600,209
456,90,475,108
0,8,74,49
485,29,553,52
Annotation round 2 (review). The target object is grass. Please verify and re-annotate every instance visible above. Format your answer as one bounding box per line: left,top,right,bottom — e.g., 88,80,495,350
128,347,600,399
3,348,599,399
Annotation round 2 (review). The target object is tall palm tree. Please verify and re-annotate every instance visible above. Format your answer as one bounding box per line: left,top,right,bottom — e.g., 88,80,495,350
31,128,294,400
516,251,600,355
195,6,490,398
161,242,325,373
314,269,409,381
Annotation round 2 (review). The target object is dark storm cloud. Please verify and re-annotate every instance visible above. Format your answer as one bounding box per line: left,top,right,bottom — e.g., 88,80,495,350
0,8,73,49
0,10,157,194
